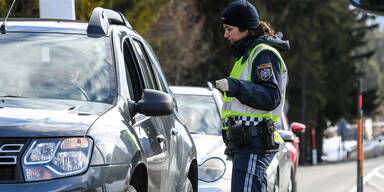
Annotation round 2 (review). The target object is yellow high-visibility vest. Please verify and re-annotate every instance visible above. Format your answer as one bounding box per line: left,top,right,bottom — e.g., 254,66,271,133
221,43,287,143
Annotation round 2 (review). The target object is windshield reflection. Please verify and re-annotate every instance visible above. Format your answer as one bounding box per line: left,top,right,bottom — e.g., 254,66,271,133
0,33,115,103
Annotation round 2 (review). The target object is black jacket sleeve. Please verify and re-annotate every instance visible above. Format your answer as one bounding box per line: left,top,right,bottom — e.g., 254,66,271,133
226,50,281,111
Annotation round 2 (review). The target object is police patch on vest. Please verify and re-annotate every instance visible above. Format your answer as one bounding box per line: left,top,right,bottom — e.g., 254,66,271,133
257,63,273,81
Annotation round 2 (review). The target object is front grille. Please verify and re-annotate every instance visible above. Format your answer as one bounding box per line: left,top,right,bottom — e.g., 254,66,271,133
0,139,29,183
0,165,15,180
0,156,16,164
0,144,24,152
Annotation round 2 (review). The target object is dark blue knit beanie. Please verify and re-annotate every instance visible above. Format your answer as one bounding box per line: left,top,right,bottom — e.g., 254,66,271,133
221,0,259,29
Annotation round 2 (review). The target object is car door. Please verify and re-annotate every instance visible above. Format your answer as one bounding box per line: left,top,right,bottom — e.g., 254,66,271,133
141,41,181,191
122,36,170,191
136,38,188,191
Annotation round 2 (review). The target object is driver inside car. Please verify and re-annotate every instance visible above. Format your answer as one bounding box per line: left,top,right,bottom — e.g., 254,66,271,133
26,64,89,101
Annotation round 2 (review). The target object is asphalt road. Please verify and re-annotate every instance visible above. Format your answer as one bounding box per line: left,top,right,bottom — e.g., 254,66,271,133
297,155,384,192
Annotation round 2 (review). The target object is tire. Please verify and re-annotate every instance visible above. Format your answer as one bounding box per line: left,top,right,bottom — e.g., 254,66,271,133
183,177,193,192
127,184,138,192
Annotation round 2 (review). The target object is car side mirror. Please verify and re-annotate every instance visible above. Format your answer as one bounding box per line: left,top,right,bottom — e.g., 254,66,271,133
349,0,384,15
277,130,295,142
129,89,174,116
290,122,306,133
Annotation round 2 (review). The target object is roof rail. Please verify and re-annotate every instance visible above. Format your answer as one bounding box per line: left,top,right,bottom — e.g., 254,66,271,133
87,7,132,36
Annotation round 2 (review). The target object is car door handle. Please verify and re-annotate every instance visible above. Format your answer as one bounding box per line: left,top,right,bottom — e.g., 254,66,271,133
157,135,165,143
171,128,178,136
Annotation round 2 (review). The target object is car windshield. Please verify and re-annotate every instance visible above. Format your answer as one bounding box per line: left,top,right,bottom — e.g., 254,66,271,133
175,94,222,136
0,33,115,103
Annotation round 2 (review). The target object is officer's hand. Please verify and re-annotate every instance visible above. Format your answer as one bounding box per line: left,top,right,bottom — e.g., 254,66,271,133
215,78,229,92
222,130,229,146
224,146,233,161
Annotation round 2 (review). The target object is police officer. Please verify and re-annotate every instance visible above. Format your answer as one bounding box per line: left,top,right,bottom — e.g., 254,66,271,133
215,1,289,191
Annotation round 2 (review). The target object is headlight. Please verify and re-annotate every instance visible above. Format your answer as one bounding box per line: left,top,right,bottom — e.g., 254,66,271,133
198,157,226,182
22,137,93,181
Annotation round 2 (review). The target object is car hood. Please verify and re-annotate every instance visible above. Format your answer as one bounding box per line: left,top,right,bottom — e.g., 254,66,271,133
191,134,227,163
0,97,112,137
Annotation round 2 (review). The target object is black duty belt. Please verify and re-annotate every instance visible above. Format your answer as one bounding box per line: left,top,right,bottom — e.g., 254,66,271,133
249,124,264,137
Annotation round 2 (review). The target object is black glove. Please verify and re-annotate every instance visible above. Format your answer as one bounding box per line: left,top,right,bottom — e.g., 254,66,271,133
224,144,234,161
222,129,229,146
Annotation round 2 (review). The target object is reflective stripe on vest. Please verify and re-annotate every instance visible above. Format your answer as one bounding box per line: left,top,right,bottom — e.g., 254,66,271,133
222,43,287,122
221,43,287,144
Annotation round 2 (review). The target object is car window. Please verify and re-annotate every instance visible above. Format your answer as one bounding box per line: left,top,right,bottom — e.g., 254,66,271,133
132,39,158,90
174,94,222,136
142,42,167,92
123,39,144,101
143,41,171,94
0,33,115,103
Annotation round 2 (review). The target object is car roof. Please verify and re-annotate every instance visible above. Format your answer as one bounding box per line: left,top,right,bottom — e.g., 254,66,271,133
3,19,89,34
1,8,134,36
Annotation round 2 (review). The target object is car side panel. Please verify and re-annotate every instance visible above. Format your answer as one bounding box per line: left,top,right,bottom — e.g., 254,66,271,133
155,114,178,190
279,144,293,192
87,101,142,166
140,36,197,191
114,28,173,191
112,27,197,191
174,118,196,191
133,113,170,191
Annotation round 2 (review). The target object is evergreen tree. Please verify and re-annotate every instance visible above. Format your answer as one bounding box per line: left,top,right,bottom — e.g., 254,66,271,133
75,0,104,20
1,0,39,18
104,0,166,35
257,0,376,163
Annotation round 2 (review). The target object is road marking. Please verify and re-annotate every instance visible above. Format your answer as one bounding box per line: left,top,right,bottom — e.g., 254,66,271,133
376,171,384,179
349,164,384,192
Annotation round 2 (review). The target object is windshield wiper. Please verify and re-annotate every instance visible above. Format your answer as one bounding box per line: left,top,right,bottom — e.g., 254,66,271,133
0,95,25,98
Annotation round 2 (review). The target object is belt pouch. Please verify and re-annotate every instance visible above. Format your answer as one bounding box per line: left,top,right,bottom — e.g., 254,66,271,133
262,120,276,149
228,124,251,147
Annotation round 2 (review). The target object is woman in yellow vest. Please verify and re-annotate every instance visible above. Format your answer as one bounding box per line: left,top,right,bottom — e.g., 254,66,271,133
215,1,289,191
